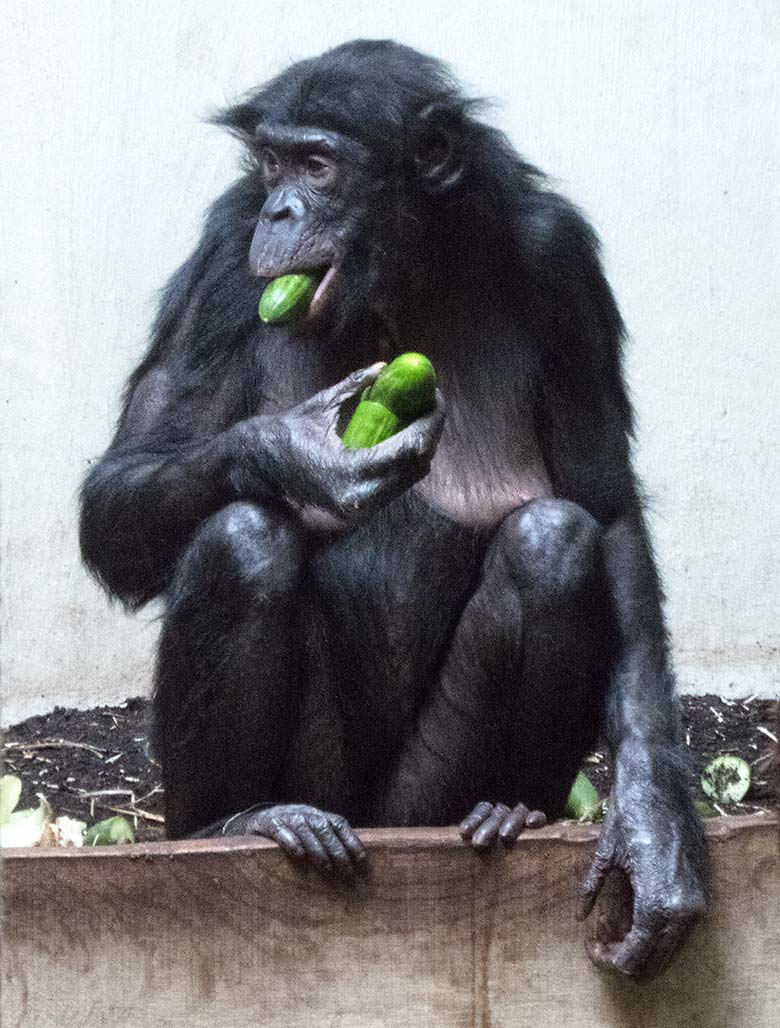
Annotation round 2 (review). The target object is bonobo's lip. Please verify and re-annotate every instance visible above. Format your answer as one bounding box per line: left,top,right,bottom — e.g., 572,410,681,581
309,265,338,317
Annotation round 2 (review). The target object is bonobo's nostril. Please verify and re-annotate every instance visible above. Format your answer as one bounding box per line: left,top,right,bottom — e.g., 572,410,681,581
267,203,291,222
261,187,305,223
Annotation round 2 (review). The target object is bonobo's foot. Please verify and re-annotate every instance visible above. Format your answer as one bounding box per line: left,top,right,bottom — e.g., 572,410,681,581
227,803,366,876
459,801,547,849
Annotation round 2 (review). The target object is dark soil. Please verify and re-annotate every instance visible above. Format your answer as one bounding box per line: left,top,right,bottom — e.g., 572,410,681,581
2,694,777,843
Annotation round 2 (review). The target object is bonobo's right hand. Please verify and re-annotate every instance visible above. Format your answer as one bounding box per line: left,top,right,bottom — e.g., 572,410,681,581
230,363,445,526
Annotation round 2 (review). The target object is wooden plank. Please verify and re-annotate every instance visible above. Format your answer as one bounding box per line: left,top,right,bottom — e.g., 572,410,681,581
2,816,778,1028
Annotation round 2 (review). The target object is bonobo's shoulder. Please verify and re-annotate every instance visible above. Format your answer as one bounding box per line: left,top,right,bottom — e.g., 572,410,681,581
518,187,601,266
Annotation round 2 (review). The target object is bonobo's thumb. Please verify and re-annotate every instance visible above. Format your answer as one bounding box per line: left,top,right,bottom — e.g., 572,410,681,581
578,849,611,921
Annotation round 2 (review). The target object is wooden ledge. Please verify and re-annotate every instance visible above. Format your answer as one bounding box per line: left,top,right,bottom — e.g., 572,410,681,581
2,815,778,1028
3,811,773,860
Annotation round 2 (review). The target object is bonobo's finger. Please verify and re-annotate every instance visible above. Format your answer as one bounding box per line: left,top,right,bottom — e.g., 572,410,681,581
585,915,689,982
459,801,494,839
498,802,530,843
311,820,353,874
294,824,333,871
331,817,367,863
471,803,511,849
638,921,695,981
319,363,387,411
268,825,306,860
334,478,391,520
406,386,446,446
577,849,612,921
367,395,445,467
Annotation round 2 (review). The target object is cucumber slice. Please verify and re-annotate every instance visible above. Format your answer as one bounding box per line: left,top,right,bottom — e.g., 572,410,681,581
700,754,751,804
563,771,602,822
83,815,135,846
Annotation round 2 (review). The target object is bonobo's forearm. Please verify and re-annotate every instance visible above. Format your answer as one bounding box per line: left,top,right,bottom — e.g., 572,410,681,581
600,511,681,761
580,512,709,981
79,420,275,607
81,364,442,607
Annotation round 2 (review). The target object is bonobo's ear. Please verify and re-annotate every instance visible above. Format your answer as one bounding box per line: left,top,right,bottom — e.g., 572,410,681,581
411,102,466,195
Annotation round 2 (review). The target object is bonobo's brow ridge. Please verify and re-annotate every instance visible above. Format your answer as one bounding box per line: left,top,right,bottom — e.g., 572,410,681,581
253,124,365,160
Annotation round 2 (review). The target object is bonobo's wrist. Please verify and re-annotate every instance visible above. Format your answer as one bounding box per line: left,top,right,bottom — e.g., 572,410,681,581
612,736,697,817
220,801,278,836
173,430,253,516
222,416,285,503
614,735,678,769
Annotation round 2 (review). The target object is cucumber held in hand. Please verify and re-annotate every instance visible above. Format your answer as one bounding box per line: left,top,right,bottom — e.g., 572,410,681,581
258,271,323,325
342,352,436,449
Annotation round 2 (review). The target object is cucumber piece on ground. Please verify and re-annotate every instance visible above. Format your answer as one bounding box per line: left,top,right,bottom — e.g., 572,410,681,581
563,771,602,821
83,815,135,846
700,754,751,804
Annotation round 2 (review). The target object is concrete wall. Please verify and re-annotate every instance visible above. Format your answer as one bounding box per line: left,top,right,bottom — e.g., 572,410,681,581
2,1,778,725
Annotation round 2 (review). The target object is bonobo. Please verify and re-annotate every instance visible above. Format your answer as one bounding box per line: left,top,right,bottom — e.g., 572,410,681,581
80,40,708,980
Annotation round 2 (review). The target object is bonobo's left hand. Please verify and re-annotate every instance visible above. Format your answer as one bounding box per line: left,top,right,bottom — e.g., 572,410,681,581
578,746,709,982
222,803,367,877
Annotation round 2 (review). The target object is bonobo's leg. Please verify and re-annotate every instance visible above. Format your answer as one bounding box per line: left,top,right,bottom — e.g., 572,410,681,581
378,499,611,844
154,501,304,838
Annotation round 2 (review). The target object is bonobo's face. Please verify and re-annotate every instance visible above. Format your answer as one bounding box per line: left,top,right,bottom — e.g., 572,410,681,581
249,124,375,322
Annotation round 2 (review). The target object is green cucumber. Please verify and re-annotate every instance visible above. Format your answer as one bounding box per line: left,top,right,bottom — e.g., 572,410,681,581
700,754,751,804
341,400,399,448
563,771,603,822
342,352,436,449
258,272,322,325
83,815,135,846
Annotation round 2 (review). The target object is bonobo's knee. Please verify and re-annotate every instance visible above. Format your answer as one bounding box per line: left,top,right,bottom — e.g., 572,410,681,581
177,502,302,598
498,499,601,595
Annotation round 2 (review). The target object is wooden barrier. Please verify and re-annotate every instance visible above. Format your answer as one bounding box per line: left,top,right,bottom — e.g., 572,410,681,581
2,815,778,1028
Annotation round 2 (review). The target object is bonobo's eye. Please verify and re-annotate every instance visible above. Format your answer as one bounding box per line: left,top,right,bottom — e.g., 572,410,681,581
260,148,281,180
304,154,335,185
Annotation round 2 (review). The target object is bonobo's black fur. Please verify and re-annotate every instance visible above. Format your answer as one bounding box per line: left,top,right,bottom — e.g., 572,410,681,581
80,40,708,981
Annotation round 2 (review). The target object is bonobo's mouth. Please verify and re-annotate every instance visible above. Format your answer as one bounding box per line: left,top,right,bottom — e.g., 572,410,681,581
258,260,338,322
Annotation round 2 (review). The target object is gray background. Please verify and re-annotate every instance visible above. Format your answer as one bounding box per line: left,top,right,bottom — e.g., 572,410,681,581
2,0,778,723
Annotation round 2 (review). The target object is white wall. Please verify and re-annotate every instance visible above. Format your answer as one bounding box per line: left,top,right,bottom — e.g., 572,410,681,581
2,1,778,725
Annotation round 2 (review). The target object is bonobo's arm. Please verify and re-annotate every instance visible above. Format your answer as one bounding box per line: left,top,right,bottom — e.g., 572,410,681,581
80,362,443,608
532,215,709,981
80,366,240,607
577,510,709,980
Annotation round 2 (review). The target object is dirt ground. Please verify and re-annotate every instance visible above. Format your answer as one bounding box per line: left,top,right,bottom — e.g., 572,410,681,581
2,694,778,842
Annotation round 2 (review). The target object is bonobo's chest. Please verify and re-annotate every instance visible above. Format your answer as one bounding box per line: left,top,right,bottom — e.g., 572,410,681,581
413,406,553,528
